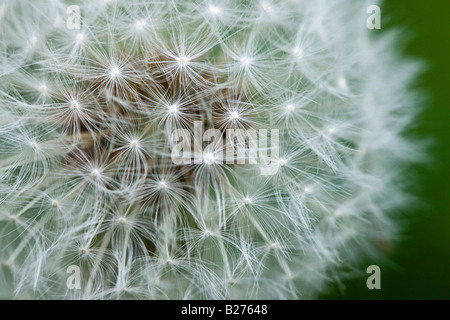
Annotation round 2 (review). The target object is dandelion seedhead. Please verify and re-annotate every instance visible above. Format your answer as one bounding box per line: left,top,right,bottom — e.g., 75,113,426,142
0,0,423,299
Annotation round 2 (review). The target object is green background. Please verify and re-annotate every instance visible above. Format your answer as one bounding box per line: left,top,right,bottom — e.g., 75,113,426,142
322,0,450,299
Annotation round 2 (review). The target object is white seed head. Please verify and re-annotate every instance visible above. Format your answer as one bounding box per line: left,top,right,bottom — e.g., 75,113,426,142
0,0,422,301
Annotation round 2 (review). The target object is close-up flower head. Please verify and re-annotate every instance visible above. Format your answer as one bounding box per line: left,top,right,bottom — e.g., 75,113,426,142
0,0,448,301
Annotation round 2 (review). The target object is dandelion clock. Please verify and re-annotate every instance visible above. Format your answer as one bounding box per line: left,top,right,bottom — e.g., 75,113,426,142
0,0,424,299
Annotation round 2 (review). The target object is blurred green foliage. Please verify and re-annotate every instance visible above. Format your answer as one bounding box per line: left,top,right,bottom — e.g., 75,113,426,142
322,0,450,299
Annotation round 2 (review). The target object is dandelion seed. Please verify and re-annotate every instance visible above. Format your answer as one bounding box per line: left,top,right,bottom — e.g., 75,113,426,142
158,181,167,190
208,5,220,16
30,141,38,150
110,67,121,78
91,169,100,178
29,36,38,46
39,85,47,94
168,104,178,115
130,140,139,149
292,46,303,59
240,56,251,67
337,76,348,91
285,104,295,113
261,3,273,14
76,33,84,42
229,111,240,120
71,101,79,110
327,127,336,135
203,152,215,165
303,186,312,195
53,17,62,27
135,20,146,30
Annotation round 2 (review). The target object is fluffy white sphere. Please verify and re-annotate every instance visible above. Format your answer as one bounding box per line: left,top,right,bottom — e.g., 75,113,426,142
0,0,422,299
